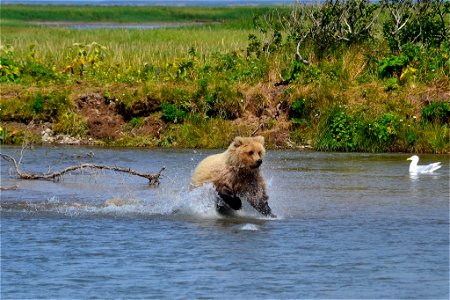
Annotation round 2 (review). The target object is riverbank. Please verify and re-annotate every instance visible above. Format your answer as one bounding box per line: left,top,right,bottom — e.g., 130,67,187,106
1,4,449,152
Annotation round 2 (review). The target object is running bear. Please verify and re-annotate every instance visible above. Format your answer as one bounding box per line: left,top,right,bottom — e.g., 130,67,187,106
190,136,275,217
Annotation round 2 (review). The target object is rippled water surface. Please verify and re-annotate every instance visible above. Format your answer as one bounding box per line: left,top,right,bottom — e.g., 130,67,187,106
1,146,449,299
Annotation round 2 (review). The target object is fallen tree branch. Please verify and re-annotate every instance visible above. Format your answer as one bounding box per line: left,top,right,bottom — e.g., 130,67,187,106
0,185,18,191
0,153,165,186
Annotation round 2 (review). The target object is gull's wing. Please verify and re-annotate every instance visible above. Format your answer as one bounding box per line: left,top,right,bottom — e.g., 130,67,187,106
417,162,442,173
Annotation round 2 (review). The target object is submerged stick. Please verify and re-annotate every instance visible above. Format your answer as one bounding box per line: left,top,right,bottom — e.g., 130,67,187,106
0,153,165,186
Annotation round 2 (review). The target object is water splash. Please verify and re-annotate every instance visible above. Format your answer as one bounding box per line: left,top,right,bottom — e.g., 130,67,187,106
239,223,260,231
0,183,217,218
1,182,278,222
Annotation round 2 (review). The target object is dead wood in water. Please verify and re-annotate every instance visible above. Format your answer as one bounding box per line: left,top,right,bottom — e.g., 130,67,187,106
0,185,18,191
0,153,165,186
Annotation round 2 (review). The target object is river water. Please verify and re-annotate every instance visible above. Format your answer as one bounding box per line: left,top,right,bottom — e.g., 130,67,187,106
1,146,448,299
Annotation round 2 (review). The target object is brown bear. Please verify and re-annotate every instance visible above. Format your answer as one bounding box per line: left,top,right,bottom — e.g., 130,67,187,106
190,136,275,217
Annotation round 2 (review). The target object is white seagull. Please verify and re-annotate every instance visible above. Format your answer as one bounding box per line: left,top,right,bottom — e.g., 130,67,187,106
407,155,442,174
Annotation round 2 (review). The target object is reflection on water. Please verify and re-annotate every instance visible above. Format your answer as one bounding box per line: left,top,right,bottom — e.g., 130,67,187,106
1,146,449,299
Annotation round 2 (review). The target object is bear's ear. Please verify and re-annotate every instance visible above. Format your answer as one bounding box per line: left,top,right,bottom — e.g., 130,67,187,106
233,136,244,148
253,135,264,145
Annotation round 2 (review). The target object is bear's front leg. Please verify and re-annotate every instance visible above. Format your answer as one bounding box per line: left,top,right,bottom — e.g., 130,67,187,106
215,183,242,214
246,189,276,218
217,191,242,210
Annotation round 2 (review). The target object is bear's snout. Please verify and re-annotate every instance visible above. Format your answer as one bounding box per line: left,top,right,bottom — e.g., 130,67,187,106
253,159,263,168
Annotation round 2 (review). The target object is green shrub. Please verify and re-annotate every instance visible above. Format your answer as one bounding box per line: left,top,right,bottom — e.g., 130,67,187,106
0,56,21,82
29,92,69,122
316,107,360,151
247,34,262,58
31,94,44,113
289,98,309,124
405,129,418,147
384,78,400,91
378,55,409,78
22,60,58,81
370,113,401,145
161,102,186,123
421,101,450,125
383,1,449,52
0,91,69,123
128,117,145,128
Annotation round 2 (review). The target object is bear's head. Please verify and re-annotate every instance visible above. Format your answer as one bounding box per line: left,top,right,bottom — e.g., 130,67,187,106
227,136,266,170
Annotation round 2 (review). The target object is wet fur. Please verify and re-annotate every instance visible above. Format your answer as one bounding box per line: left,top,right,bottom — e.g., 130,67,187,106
190,136,274,217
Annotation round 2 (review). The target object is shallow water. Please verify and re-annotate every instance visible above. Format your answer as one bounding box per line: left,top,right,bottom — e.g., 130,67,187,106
1,146,449,299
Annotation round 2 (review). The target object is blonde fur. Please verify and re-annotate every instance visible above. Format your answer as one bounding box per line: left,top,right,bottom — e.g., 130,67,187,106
190,136,274,217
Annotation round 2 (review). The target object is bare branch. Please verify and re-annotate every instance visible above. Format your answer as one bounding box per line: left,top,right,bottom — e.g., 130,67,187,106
296,41,311,65
361,5,383,34
0,153,165,186
0,185,18,191
251,123,264,136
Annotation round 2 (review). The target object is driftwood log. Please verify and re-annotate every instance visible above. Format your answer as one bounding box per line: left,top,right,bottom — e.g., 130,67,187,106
0,153,165,186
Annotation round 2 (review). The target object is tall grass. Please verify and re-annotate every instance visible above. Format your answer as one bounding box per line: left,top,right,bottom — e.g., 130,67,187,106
1,4,448,152
1,25,253,69
1,4,278,27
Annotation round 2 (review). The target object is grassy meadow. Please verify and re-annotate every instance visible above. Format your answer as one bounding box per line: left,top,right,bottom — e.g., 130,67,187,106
0,4,271,25
0,3,449,152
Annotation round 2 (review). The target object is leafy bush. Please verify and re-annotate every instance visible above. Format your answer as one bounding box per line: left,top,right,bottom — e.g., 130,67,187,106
161,102,186,123
378,55,409,78
251,0,381,63
383,0,449,51
1,45,58,83
282,59,305,83
316,108,360,151
31,94,44,114
128,117,145,128
384,77,400,91
247,34,262,58
0,56,21,82
115,91,163,121
289,98,309,123
0,98,33,123
421,101,450,125
30,92,69,122
22,60,58,81
370,113,401,145
317,110,405,152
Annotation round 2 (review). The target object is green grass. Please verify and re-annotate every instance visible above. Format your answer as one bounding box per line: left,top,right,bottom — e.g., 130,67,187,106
1,4,279,28
1,23,253,70
1,4,449,153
